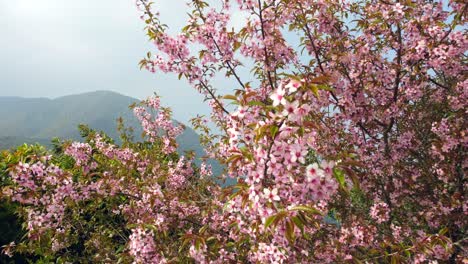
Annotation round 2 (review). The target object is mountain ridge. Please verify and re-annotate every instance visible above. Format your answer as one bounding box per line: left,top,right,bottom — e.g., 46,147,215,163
0,91,203,157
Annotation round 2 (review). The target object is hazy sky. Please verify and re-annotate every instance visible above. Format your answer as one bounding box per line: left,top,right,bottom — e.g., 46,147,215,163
0,0,227,126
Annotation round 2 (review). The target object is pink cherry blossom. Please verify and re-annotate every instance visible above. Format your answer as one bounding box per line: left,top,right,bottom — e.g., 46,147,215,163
263,188,280,203
270,87,287,106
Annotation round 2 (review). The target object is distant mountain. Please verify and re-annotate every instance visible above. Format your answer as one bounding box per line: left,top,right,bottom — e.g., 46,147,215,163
0,91,140,141
0,136,51,150
0,91,219,173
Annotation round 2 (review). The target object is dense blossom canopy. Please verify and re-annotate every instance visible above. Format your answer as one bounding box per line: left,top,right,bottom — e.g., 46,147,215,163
1,0,467,263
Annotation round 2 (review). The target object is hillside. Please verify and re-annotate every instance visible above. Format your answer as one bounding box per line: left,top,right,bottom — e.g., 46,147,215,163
0,91,218,172
0,91,139,141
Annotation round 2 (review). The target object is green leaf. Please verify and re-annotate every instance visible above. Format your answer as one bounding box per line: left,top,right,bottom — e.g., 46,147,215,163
333,168,346,188
270,125,279,139
317,84,334,91
247,100,266,107
308,84,320,98
226,242,236,248
225,154,241,164
289,205,323,215
278,73,299,80
309,75,330,84
179,236,191,253
285,219,295,242
233,41,241,52
264,215,277,229
291,215,304,233
199,225,208,234
438,227,448,235
199,50,206,59
222,94,238,101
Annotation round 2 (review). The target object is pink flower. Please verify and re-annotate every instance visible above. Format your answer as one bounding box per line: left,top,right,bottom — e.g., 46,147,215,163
270,87,287,106
289,144,307,164
393,3,404,16
294,103,311,120
285,79,302,93
2,242,15,257
306,163,323,182
320,160,335,176
263,188,280,202
370,202,390,224
282,101,299,119
233,106,247,119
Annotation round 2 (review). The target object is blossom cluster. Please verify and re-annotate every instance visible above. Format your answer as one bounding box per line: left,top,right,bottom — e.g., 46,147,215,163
1,0,466,262
132,0,466,262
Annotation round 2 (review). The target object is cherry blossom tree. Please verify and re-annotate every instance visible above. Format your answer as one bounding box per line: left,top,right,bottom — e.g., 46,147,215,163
1,0,467,263
136,0,466,262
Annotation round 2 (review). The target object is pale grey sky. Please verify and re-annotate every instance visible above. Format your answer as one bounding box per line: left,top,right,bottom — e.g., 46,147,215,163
0,0,229,126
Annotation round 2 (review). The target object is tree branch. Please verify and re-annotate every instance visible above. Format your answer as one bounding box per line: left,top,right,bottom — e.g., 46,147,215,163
257,0,276,90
